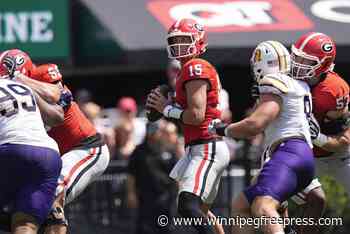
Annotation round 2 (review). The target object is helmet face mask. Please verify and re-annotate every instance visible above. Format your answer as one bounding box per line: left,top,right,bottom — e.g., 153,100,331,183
167,19,207,59
0,49,33,78
290,32,336,81
291,45,321,80
167,33,197,58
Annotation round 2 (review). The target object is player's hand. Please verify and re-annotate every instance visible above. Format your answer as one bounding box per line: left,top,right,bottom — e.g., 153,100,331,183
308,114,320,140
57,89,73,110
1,55,17,79
208,119,228,136
146,88,168,113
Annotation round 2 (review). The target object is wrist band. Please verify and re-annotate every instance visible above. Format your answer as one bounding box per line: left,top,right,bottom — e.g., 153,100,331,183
313,133,329,147
224,127,229,137
163,105,183,120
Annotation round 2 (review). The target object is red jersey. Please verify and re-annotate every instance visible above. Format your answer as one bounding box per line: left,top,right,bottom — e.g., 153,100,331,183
312,71,350,157
48,102,97,154
31,64,97,154
175,58,221,145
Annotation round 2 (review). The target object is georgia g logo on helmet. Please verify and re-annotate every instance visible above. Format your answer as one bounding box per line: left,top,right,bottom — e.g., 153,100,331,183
15,55,25,66
322,42,333,53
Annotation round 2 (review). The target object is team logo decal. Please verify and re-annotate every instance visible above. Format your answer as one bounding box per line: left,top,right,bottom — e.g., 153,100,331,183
322,43,333,52
15,55,25,66
194,23,204,31
254,49,262,62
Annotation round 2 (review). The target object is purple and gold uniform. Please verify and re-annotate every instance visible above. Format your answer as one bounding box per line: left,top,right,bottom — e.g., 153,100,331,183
0,78,61,224
244,72,314,204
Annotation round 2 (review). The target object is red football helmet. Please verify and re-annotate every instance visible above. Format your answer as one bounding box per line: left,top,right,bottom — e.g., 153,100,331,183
167,18,207,59
0,49,34,78
291,32,336,80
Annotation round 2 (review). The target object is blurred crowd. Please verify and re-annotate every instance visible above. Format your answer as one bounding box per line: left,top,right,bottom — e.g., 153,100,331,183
68,60,264,234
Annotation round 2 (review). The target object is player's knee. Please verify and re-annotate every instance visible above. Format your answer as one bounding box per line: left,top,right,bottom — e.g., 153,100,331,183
307,188,326,211
251,197,277,217
178,192,202,218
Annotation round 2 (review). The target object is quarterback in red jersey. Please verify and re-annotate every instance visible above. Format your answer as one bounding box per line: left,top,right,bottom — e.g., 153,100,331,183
290,32,350,234
0,50,110,234
147,18,229,234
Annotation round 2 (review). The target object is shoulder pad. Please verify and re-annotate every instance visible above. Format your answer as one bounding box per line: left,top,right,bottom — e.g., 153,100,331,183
31,64,62,84
182,58,215,81
259,74,289,94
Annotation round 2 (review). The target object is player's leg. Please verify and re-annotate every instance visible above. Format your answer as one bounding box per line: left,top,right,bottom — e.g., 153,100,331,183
205,209,225,234
201,172,226,234
12,212,38,234
245,139,314,234
60,145,110,204
13,145,61,234
291,178,324,234
177,141,230,234
231,193,255,234
44,145,110,234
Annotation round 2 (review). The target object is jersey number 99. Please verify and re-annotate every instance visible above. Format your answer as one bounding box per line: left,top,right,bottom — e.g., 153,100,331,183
0,84,36,117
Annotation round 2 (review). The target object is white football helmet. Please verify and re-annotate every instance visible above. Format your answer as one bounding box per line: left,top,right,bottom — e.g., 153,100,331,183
251,40,290,82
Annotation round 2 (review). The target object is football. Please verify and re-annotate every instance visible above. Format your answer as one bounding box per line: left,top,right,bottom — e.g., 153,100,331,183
146,84,171,122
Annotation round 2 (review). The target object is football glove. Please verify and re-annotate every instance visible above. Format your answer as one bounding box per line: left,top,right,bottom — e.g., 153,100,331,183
57,89,73,110
208,119,228,136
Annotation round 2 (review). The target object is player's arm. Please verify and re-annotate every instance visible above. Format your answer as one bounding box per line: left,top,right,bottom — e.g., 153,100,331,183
34,92,64,127
147,79,207,125
312,121,350,152
147,60,209,125
182,79,207,125
15,73,61,104
224,94,281,138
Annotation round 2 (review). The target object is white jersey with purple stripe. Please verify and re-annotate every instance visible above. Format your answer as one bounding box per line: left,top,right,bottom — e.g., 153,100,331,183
258,73,312,148
0,79,58,151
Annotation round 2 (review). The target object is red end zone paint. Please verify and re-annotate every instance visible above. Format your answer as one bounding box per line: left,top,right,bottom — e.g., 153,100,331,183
148,0,314,32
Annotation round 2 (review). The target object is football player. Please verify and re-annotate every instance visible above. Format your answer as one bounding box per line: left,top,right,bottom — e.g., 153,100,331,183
146,18,230,234
211,40,315,234
290,32,350,234
0,58,62,234
1,49,111,234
